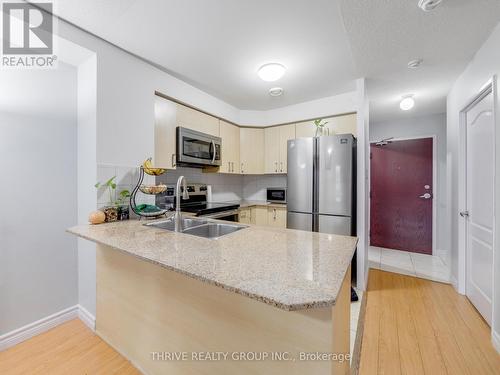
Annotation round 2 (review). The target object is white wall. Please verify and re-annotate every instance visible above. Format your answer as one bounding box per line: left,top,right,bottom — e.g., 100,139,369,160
370,113,448,261
239,91,358,126
447,22,500,351
77,54,97,319
0,64,78,334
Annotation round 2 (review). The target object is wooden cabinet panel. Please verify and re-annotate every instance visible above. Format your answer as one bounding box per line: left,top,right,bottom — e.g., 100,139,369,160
264,127,280,174
240,128,264,174
219,120,240,174
267,207,287,228
176,104,220,136
295,120,317,138
295,114,357,138
154,96,177,169
252,207,268,225
278,124,295,173
329,114,357,136
238,208,252,224
265,125,295,174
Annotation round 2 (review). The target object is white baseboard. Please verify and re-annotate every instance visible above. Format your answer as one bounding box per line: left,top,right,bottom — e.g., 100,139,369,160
0,305,79,351
0,305,96,352
450,275,460,293
493,330,500,355
78,304,96,331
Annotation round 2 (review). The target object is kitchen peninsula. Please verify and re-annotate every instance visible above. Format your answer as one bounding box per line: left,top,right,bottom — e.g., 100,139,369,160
68,219,357,375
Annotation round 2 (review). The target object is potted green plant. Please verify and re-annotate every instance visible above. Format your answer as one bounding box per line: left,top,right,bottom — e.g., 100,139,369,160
314,118,329,137
95,177,131,222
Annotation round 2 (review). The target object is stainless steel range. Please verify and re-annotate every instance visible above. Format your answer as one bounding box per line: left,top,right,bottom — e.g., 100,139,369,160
156,183,240,221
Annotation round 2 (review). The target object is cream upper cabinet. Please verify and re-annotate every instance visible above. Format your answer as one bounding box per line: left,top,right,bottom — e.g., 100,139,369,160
295,114,357,138
154,96,177,169
240,128,265,174
264,126,280,173
267,206,287,228
265,124,295,174
176,104,220,137
278,124,295,173
219,120,240,174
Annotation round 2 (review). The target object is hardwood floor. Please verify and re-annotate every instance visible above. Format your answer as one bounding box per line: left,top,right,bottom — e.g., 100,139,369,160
0,319,140,375
2,274,499,375
359,269,500,374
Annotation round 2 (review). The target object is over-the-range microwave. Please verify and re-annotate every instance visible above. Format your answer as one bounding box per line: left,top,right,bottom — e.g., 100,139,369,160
176,127,222,167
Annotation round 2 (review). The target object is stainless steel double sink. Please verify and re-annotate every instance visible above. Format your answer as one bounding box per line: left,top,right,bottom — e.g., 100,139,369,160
145,217,247,239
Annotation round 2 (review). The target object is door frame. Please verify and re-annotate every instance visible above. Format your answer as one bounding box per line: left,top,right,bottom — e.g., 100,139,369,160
369,135,437,255
457,77,498,331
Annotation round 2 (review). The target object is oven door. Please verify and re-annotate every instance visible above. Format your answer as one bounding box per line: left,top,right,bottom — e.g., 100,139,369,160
176,127,221,166
198,209,239,222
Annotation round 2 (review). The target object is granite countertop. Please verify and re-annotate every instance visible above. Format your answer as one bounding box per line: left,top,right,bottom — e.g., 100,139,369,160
67,219,357,311
229,200,287,208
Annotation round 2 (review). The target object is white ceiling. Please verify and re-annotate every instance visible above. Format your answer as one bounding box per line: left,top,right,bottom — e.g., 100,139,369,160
340,0,500,122
51,0,500,121
53,0,357,111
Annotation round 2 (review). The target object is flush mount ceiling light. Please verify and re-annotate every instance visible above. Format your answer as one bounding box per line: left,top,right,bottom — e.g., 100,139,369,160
258,63,286,82
408,58,423,69
269,87,284,97
418,0,444,12
400,95,415,111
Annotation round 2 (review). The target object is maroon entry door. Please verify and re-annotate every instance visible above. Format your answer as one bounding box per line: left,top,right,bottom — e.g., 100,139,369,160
370,138,433,254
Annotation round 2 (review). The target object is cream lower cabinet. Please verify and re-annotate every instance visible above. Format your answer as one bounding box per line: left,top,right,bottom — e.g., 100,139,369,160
295,114,357,138
238,206,268,225
240,128,265,174
239,206,286,228
219,120,240,174
267,206,287,228
238,208,252,224
264,124,295,174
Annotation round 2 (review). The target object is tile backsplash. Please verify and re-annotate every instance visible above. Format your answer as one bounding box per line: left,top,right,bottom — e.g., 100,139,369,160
242,175,287,201
96,164,155,208
155,167,243,202
97,164,287,208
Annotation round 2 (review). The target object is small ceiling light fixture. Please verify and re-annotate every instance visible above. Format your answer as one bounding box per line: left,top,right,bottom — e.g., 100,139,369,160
400,95,415,111
269,87,284,97
418,0,444,12
408,58,423,69
258,63,286,82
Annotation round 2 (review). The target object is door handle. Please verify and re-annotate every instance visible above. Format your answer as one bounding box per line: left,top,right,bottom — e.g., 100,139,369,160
460,210,469,218
171,153,176,167
280,161,283,172
419,193,432,199
275,161,278,173
241,162,244,174
211,140,216,164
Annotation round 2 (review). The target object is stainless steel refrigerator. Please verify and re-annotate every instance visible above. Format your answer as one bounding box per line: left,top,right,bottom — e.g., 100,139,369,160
287,134,356,236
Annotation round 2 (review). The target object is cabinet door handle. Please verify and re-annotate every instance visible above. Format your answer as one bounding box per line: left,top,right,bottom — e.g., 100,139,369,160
241,162,244,174
274,161,278,173
280,161,283,172
273,208,277,220
231,162,234,173
171,153,176,167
